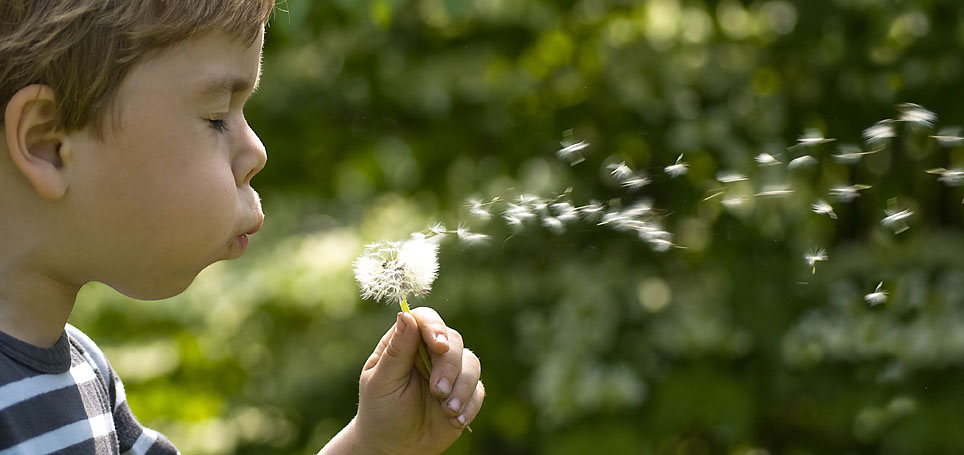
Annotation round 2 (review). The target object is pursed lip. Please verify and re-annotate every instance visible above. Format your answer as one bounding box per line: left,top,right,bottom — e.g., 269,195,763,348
245,214,265,236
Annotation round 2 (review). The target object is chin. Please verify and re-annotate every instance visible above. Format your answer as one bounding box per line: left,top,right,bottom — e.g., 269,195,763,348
105,274,199,301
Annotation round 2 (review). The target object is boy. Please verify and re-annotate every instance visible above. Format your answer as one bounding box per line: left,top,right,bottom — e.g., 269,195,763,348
0,1,484,454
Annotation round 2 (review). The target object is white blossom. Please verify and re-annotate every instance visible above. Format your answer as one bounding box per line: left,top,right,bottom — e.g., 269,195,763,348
354,237,439,304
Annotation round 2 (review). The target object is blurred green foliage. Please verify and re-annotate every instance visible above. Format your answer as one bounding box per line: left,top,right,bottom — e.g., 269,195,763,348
71,0,964,453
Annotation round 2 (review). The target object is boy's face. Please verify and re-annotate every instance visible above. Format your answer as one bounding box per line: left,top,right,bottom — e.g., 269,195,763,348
62,29,266,300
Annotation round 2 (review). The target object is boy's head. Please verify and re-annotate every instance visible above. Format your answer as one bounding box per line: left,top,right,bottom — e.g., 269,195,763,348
0,0,275,303
0,0,274,135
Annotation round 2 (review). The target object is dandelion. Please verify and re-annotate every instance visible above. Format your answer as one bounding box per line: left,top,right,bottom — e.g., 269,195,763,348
787,155,817,170
863,120,896,147
896,103,937,129
354,236,440,306
831,144,877,164
930,126,964,146
716,171,749,183
755,152,781,166
864,282,888,306
557,140,590,166
881,208,913,234
804,248,828,274
664,154,689,178
829,184,871,202
925,167,964,186
811,199,837,219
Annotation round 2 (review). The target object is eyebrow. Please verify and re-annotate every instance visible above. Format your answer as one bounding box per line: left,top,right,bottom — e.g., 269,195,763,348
199,69,262,100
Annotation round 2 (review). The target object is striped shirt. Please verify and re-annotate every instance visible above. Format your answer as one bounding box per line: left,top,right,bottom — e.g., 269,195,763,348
0,324,179,455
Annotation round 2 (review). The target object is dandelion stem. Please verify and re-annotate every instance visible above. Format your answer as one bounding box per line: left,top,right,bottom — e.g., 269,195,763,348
399,297,434,380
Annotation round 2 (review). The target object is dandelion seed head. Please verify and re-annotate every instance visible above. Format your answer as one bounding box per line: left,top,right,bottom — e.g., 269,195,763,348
354,237,440,304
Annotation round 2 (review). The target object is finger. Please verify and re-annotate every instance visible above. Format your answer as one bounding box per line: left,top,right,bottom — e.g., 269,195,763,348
428,327,464,400
449,380,485,430
363,319,396,372
409,306,450,354
442,348,481,418
371,312,420,382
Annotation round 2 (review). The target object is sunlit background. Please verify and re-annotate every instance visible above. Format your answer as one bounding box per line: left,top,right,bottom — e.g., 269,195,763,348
71,1,964,453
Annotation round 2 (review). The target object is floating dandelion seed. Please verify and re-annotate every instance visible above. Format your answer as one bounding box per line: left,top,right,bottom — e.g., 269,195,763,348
755,152,782,166
832,144,878,164
466,198,493,221
787,155,817,170
608,162,634,180
804,248,828,274
896,103,937,129
578,202,605,221
926,167,964,186
620,175,652,190
863,120,897,147
557,140,589,166
931,126,964,146
811,199,837,219
881,208,913,234
721,196,747,207
664,154,689,177
791,128,836,149
542,216,565,234
756,184,793,197
829,184,871,202
716,171,749,183
456,223,490,245
864,282,888,306
552,202,580,223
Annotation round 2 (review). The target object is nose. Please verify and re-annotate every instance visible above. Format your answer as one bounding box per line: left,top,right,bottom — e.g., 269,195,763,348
234,120,267,186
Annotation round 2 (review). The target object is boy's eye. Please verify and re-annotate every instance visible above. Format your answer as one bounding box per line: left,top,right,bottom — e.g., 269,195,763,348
208,118,228,133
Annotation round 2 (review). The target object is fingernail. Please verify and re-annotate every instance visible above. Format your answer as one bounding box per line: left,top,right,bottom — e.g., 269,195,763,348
447,397,461,412
457,414,467,426
435,333,447,344
396,313,405,335
436,378,451,396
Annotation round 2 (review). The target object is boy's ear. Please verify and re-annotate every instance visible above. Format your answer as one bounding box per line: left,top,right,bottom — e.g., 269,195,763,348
3,84,70,201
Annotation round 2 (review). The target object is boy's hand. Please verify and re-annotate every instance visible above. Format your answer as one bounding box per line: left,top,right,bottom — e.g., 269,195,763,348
339,307,484,455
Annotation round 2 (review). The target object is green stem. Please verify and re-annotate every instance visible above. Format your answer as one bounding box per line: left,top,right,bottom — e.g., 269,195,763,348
399,297,433,378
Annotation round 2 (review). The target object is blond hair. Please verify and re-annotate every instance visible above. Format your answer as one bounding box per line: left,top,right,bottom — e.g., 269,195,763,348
0,0,275,134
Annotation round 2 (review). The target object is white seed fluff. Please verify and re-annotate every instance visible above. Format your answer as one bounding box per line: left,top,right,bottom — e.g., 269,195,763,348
353,237,440,304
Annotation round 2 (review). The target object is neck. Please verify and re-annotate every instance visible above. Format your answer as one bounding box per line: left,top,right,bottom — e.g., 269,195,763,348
0,260,80,348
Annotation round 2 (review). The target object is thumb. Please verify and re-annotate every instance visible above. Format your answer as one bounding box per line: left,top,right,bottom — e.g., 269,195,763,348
372,312,420,382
